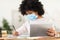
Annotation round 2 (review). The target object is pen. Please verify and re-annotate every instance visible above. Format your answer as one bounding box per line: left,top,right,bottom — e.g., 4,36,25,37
12,25,16,31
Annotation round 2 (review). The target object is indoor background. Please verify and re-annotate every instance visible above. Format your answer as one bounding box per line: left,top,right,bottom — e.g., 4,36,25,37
0,0,60,32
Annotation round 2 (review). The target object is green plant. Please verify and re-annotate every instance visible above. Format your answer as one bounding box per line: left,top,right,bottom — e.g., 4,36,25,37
0,27,2,37
2,18,12,34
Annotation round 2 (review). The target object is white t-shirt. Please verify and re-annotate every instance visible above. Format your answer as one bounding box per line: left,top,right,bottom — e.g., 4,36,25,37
16,17,55,36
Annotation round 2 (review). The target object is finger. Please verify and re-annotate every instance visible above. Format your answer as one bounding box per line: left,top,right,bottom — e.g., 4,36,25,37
47,30,55,33
15,32,19,36
48,28,55,31
13,32,19,36
47,32,55,37
47,29,55,33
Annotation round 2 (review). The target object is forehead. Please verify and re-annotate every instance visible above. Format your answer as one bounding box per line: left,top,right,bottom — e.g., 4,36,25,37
26,10,33,12
26,10,34,14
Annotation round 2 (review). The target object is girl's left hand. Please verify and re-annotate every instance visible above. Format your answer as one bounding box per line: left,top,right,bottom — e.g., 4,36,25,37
47,28,56,37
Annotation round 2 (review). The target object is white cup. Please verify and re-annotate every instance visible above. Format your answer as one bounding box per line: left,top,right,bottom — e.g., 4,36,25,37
2,30,7,37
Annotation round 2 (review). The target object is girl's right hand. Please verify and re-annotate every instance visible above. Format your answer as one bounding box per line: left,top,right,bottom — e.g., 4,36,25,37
12,31,19,36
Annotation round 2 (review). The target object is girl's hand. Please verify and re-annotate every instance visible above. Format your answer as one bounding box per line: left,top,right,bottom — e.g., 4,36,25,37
12,31,19,36
47,28,56,37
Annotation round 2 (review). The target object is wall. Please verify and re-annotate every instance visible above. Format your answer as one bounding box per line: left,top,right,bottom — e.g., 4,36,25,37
40,0,60,32
0,0,21,27
0,0,60,32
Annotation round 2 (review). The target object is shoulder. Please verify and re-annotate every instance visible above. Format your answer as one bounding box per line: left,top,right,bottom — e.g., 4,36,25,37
30,17,54,24
41,17,54,24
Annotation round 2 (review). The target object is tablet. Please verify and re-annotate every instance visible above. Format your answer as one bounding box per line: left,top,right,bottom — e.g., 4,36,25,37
30,24,52,37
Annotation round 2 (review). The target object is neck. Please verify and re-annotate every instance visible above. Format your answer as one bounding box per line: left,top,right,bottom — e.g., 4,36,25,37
37,15,43,19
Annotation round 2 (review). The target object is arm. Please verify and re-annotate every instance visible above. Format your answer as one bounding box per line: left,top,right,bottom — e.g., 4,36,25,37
12,21,29,36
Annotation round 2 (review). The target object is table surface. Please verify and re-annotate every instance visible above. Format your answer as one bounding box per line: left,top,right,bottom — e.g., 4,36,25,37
0,32,60,40
0,37,60,40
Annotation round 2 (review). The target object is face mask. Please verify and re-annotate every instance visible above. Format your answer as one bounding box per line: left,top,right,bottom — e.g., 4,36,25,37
25,13,38,21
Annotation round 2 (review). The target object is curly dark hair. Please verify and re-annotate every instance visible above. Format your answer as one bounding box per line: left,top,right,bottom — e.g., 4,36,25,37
19,0,45,16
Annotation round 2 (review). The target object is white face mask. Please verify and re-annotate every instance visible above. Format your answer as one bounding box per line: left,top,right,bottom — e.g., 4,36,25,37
25,13,38,21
